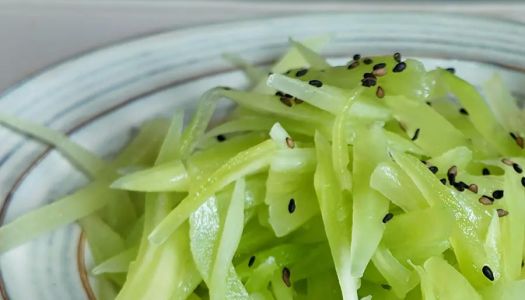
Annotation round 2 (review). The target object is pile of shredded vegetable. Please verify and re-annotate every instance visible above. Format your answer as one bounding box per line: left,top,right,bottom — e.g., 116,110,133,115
1,38,525,300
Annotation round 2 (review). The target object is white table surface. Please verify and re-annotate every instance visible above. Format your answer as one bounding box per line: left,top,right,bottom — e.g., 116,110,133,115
1,1,524,93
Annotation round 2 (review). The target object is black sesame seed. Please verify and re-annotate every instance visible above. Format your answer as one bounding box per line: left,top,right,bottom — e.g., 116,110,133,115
448,166,458,185
353,54,361,61
248,256,256,267
295,69,308,77
361,77,377,87
216,134,226,142
393,52,401,62
513,163,523,174
510,132,517,140
420,160,428,165
275,91,284,96
482,168,490,176
363,57,373,65
521,177,525,187
282,267,291,287
285,70,292,75
426,101,432,106
373,63,387,71
381,284,392,290
429,166,439,174
393,62,407,73
459,108,469,115
308,80,323,88
446,67,456,74
482,265,495,281
221,86,232,90
497,208,509,218
522,260,524,267
294,98,304,105
348,61,360,69
288,198,296,213
382,213,394,223
492,190,504,199
411,128,420,141
479,196,494,205
454,181,469,192
440,178,447,185
468,184,479,194
363,72,376,79
376,86,385,99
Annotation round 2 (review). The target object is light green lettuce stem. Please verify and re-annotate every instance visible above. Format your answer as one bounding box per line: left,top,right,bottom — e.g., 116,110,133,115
350,125,390,278
313,132,358,300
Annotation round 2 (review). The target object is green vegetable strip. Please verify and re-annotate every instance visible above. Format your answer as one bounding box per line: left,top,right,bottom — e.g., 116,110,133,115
484,211,502,281
411,262,436,300
149,139,277,244
156,110,184,164
245,257,278,293
266,148,318,236
383,95,469,157
203,116,320,140
384,131,426,156
421,256,482,300
223,53,267,84
289,39,331,69
391,151,493,287
117,223,201,300
79,215,126,264
332,88,363,190
178,89,222,159
267,73,346,114
92,247,138,275
253,35,331,93
307,270,343,300
370,162,428,211
210,179,247,300
221,89,332,125
442,71,521,156
117,112,200,300
480,280,525,300
382,207,452,264
110,160,189,192
483,74,525,136
0,181,120,253
499,169,525,280
269,122,293,149
270,269,293,300
350,125,390,278
371,244,418,298
0,112,107,177
313,132,358,300
110,119,169,168
271,35,331,74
